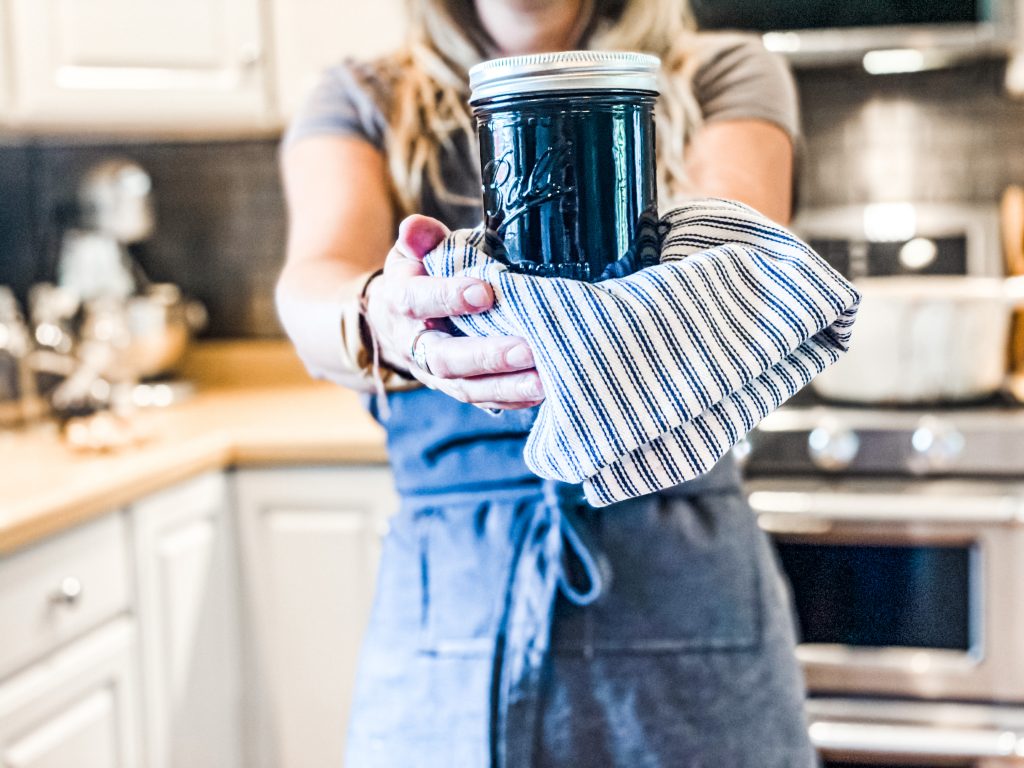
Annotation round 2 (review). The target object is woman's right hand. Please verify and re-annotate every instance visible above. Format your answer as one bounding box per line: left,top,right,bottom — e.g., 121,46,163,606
364,215,545,411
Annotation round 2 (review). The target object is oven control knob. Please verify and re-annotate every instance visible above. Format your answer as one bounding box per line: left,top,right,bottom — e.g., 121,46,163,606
807,423,860,472
909,417,964,474
731,435,753,469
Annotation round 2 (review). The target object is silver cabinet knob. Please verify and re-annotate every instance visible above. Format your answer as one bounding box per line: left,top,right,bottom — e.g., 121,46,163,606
49,576,83,607
807,422,860,472
239,47,262,68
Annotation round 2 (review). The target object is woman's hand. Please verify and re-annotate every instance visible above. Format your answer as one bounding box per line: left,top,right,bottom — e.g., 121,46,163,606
365,215,544,410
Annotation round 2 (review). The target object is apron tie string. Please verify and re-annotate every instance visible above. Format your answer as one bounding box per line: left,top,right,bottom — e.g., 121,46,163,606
491,480,604,768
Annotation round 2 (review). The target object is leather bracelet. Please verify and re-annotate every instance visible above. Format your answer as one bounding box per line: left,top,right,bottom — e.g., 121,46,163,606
359,267,384,303
356,267,414,383
357,267,385,348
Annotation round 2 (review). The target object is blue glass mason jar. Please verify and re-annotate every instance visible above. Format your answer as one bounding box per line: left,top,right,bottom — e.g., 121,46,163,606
469,51,661,282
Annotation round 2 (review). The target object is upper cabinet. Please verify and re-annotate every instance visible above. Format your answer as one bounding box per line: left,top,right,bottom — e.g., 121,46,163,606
0,0,409,132
5,0,270,130
270,0,406,122
0,1,10,122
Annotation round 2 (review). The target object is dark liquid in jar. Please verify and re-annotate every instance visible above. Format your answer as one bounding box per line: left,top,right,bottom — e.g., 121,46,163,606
474,90,658,282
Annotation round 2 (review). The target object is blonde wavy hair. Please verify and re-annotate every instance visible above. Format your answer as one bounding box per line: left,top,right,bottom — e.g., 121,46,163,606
385,0,705,216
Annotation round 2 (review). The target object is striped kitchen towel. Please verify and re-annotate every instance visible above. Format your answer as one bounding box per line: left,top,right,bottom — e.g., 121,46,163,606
424,198,861,507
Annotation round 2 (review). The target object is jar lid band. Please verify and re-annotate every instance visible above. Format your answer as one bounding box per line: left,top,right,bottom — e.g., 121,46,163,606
469,51,661,103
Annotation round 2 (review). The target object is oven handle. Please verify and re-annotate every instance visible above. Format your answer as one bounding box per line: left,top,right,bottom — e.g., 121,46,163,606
809,719,1023,760
747,489,1024,527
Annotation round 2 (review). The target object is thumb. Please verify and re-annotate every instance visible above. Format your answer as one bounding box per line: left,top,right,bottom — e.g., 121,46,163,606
396,215,450,262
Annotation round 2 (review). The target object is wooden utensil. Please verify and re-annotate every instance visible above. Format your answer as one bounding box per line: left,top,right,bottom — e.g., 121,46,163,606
999,185,1024,377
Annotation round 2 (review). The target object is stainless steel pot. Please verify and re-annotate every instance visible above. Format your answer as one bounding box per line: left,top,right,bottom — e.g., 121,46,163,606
80,284,207,383
812,276,1024,404
124,284,207,379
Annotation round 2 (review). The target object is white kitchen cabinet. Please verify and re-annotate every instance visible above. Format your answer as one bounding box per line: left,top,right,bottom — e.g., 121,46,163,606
271,0,406,121
0,617,141,768
6,0,269,130
132,472,243,768
0,0,10,123
234,466,397,768
0,513,130,682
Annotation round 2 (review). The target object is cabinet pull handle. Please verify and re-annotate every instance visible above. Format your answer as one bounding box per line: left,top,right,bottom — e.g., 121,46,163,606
49,576,83,607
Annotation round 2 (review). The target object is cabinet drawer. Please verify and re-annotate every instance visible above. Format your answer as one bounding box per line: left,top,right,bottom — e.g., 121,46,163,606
0,514,130,679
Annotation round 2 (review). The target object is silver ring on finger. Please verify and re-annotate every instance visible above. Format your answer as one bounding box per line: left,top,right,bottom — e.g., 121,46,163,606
409,328,444,376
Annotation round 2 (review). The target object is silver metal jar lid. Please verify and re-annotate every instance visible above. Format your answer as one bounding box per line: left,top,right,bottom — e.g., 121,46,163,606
469,50,660,104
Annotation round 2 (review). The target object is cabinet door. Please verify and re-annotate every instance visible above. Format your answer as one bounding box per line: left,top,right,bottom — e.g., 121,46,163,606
0,0,10,122
7,0,267,130
132,472,242,768
271,0,406,121
0,618,141,768
234,466,397,768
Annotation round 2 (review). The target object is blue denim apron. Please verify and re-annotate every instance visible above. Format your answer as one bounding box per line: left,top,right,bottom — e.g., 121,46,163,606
345,388,817,768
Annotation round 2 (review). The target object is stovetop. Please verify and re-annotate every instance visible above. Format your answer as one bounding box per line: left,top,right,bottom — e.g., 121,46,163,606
743,388,1024,478
783,386,1023,412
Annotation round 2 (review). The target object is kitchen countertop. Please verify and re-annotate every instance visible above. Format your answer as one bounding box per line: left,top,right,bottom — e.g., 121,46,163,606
0,341,388,555
14,341,1021,557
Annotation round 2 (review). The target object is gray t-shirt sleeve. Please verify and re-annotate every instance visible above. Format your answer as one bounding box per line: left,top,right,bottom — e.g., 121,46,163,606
283,59,390,150
691,34,801,141
286,36,799,151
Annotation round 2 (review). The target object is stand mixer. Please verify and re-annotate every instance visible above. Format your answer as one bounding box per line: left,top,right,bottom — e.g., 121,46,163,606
38,159,206,443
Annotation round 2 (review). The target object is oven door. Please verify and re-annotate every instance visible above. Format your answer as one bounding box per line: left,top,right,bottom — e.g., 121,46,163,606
746,478,1024,702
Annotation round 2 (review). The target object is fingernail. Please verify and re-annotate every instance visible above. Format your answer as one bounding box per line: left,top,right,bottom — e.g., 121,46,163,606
463,283,491,309
506,344,533,369
522,376,544,399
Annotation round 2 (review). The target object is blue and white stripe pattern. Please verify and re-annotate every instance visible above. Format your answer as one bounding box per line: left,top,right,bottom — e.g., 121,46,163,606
425,198,860,507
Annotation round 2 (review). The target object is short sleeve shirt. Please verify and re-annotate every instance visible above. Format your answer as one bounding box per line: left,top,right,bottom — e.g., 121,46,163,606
284,33,800,229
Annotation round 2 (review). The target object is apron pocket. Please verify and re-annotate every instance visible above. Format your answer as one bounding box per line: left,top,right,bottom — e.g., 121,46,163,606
553,493,763,653
414,499,518,656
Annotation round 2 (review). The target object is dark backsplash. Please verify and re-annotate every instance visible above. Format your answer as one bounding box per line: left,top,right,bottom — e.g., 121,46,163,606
797,60,1024,207
1,59,1023,337
0,139,286,337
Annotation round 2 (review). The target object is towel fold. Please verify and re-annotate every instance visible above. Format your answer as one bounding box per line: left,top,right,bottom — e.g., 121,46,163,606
424,198,860,507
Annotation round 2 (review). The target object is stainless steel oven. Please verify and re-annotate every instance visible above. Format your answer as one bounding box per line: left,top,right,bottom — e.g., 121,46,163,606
809,698,1024,767
740,197,1024,763
740,396,1024,710
747,477,1024,703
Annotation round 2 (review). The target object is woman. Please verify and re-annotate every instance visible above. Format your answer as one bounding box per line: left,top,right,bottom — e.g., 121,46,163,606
277,0,815,765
